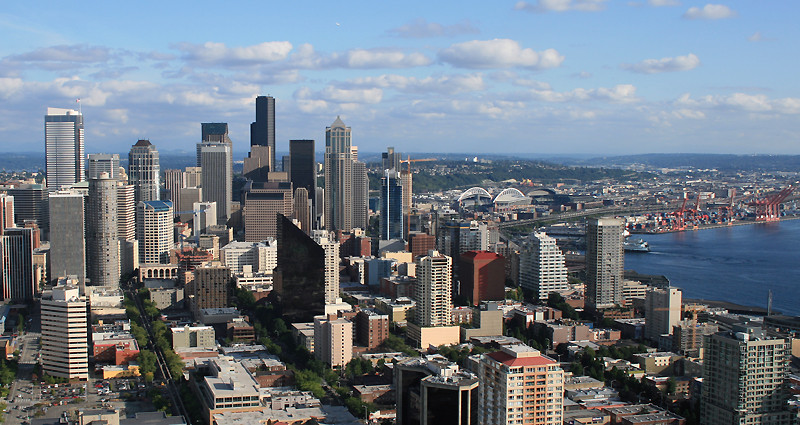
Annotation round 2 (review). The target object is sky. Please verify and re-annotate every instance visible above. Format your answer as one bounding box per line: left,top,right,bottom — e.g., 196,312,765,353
0,0,798,156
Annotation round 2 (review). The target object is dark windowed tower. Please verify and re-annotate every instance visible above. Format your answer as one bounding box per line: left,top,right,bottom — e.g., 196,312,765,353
380,169,403,240
250,96,276,171
272,214,326,322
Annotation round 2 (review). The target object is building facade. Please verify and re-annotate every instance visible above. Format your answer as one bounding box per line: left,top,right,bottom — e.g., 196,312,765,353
416,251,453,327
49,190,86,283
41,285,89,379
199,142,233,223
519,232,569,301
380,169,404,240
128,139,160,204
45,107,84,191
250,95,276,171
459,251,505,306
87,153,120,180
136,200,173,264
586,217,625,309
86,173,120,287
242,181,293,242
645,287,682,341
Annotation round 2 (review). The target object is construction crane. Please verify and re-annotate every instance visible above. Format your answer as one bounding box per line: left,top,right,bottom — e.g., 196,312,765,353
400,155,436,173
746,185,796,221
718,188,736,225
671,197,688,231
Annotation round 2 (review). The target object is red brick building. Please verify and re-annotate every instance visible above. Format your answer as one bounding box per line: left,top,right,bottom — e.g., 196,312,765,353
93,336,139,365
408,232,435,259
355,309,390,349
459,251,506,306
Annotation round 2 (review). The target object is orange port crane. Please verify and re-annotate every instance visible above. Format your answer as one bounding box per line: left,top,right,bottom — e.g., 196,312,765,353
671,197,689,231
718,188,736,224
747,185,795,221
400,155,436,172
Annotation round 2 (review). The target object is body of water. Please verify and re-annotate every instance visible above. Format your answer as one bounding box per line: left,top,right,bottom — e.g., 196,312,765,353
624,219,800,316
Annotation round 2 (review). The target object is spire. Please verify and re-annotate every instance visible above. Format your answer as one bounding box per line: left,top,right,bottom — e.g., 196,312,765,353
331,115,346,129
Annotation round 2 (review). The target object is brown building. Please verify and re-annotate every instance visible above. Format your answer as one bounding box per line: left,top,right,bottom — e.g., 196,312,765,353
339,232,372,258
408,232,435,260
242,181,293,242
459,250,505,306
227,318,256,343
603,404,685,425
173,246,213,285
533,320,592,347
356,309,389,349
187,263,231,317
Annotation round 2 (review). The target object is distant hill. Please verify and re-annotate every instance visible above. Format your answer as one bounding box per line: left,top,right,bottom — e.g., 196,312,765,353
570,153,800,172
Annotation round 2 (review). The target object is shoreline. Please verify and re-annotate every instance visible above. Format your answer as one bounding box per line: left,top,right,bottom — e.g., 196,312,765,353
629,214,800,235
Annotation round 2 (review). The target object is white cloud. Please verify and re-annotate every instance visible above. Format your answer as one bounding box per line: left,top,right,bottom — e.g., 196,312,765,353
683,4,736,20
525,84,639,103
288,45,432,69
387,18,480,38
622,53,700,74
677,93,800,114
174,41,293,66
648,0,680,6
346,73,485,94
672,109,705,119
439,39,564,69
0,78,24,99
748,32,763,42
514,0,608,13
295,85,383,104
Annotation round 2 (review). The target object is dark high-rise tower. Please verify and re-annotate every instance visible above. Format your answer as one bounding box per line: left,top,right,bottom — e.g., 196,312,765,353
289,140,315,200
380,169,403,240
272,214,325,322
250,96,276,171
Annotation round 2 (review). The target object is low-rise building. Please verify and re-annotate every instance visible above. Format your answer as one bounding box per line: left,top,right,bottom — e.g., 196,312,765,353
171,325,216,349
632,352,683,376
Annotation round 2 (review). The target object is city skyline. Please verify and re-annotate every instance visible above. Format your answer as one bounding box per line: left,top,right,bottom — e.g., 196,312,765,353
0,2,798,155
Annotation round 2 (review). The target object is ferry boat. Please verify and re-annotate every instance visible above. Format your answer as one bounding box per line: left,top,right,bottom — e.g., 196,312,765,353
623,238,650,252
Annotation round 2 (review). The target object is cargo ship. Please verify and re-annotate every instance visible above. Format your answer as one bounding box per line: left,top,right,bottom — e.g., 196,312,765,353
623,238,650,252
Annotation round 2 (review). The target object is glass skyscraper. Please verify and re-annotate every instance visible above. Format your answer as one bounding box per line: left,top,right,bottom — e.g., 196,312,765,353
45,108,84,191
380,169,404,240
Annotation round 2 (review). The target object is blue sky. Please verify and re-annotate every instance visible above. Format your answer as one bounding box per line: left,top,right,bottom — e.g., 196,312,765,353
1,0,798,156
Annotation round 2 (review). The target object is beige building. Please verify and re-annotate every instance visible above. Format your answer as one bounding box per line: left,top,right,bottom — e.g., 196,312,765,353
586,217,624,309
313,314,353,367
312,231,340,305
171,325,216,349
41,285,89,379
243,181,293,241
475,344,564,425
645,287,682,341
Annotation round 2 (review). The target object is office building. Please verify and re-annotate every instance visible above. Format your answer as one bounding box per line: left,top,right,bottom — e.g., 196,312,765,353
352,160,368,231
475,344,564,425
395,356,479,425
201,122,232,146
116,183,136,241
438,220,488,261
8,184,48,235
586,217,625,309
136,200,173,264
184,166,202,187
324,117,353,232
178,187,202,223
1,227,36,300
401,170,413,238
312,231,340,305
250,95,276,171
86,173,119,287
242,145,271,183
199,141,232,223
382,146,402,172
701,330,794,424
292,188,311,233
41,284,89,379
242,181,293,241
671,319,717,358
519,232,569,300
0,194,13,236
49,190,86,283
220,240,277,274
87,153,120,180
273,214,326,322
164,169,184,208
314,314,353,367
289,139,315,203
459,251,505,306
380,169,404,240
45,107,84,191
128,140,160,203
192,201,217,236
171,325,216,349
645,287,682,341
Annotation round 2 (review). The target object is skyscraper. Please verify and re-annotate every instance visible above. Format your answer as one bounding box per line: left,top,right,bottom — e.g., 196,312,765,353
242,181,293,241
289,140,315,202
87,153,120,180
200,142,232,223
382,146,402,172
128,140,160,204
41,284,88,379
86,173,119,287
644,287,682,341
415,251,453,328
585,217,624,309
272,214,326,322
324,117,353,232
116,183,136,241
8,184,48,236
459,251,505,306
380,169,404,240
49,190,86,283
45,107,84,191
0,194,13,236
292,188,311,234
395,356,479,425
164,169,184,209
352,160,368,231
312,231,340,305
136,200,173,264
701,329,794,424
519,232,569,300
1,227,36,300
250,95,276,171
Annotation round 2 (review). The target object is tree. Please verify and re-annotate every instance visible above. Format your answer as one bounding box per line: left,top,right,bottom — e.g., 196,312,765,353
666,377,677,395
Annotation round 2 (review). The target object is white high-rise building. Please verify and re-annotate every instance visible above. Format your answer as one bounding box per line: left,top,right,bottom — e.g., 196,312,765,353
86,173,119,287
586,217,625,309
193,201,217,236
324,117,353,232
45,107,84,191
312,231,340,304
87,154,120,180
136,200,173,264
128,140,160,204
314,314,353,367
220,239,277,274
519,232,569,300
41,283,88,379
116,183,136,241
415,250,453,327
645,287,682,341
